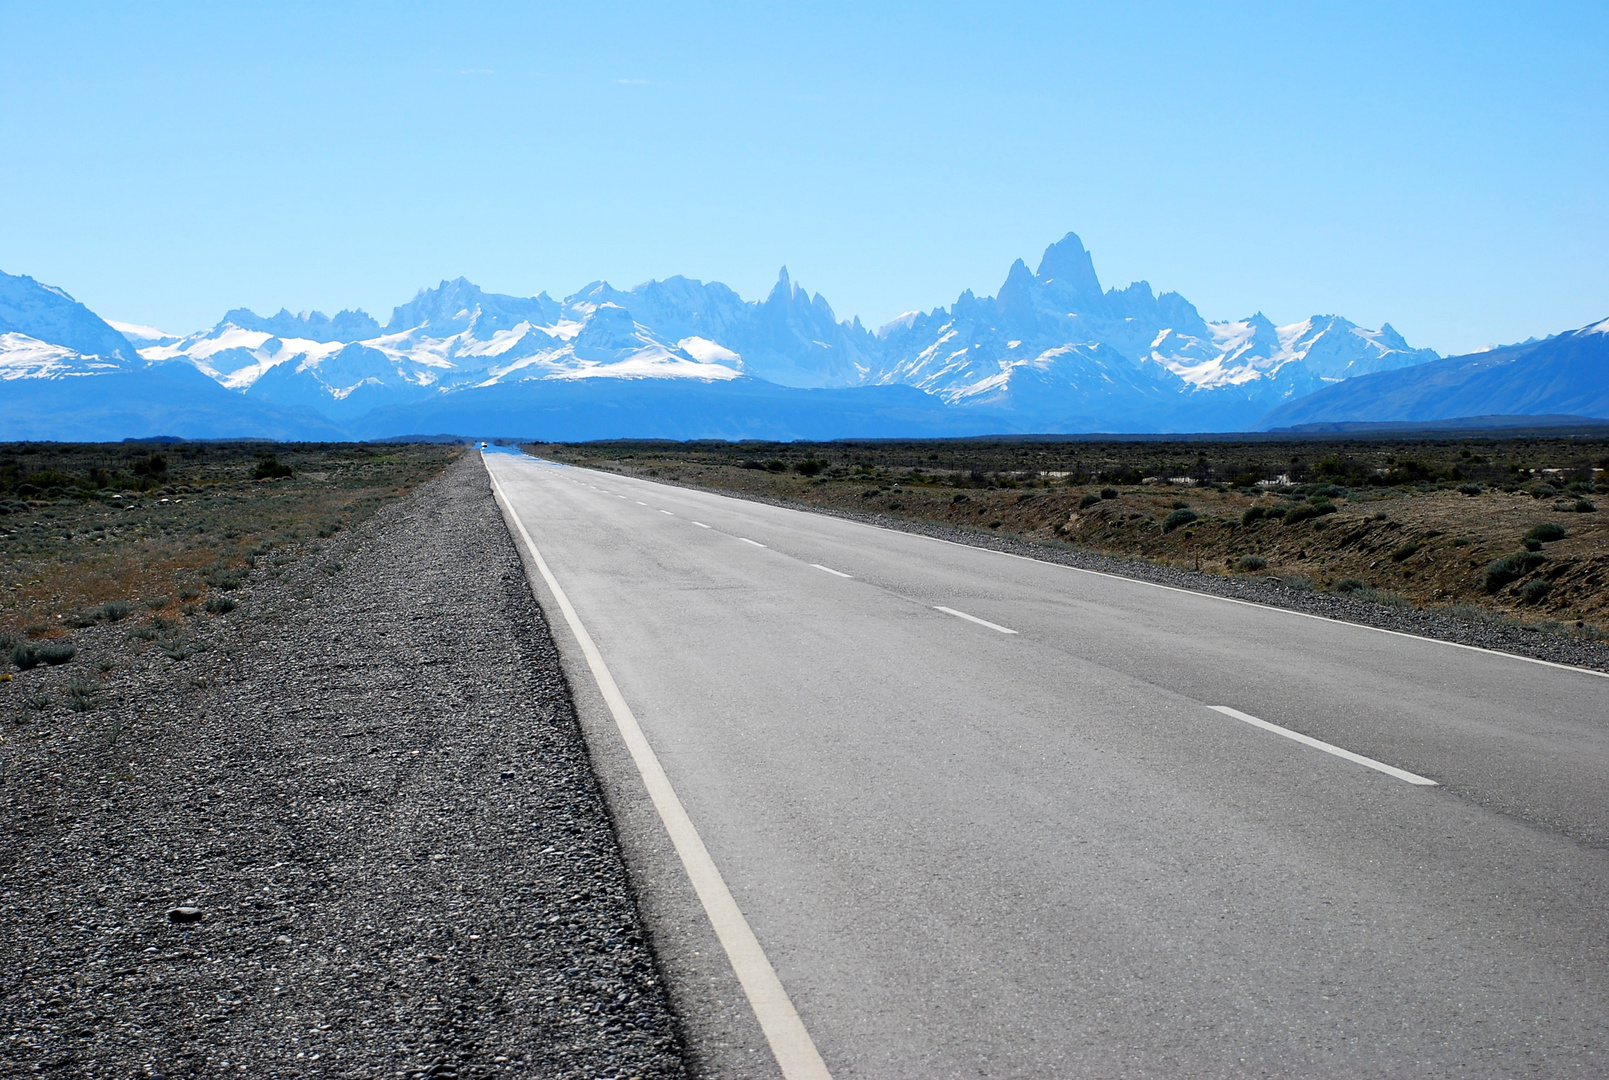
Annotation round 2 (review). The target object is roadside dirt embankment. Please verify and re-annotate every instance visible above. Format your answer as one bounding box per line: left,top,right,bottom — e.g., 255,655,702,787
0,455,686,1078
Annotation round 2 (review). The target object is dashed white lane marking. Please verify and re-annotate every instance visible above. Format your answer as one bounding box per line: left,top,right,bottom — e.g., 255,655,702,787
811,564,852,578
635,501,648,506
1207,705,1438,786
738,537,766,547
659,510,675,516
692,521,711,529
486,459,833,1080
934,606,1018,634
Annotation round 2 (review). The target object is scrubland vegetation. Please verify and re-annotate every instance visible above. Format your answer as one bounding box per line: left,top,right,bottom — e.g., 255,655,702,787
0,441,459,659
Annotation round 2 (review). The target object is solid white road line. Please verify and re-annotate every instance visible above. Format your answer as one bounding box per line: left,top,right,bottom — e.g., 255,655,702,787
739,537,766,547
1207,705,1438,786
485,458,833,1080
811,564,852,578
934,606,1019,635
692,521,711,529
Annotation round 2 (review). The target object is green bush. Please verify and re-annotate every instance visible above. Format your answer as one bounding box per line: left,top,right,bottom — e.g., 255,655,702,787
1524,523,1565,544
1241,505,1267,526
66,679,98,712
1457,483,1482,496
12,641,75,669
1334,577,1367,593
1518,578,1551,604
252,454,294,480
100,600,132,622
1161,508,1199,533
795,459,824,477
1283,501,1336,526
1389,541,1422,562
1577,499,1598,513
1099,487,1119,500
765,459,788,472
1237,554,1268,571
204,596,237,614
1078,493,1101,509
1482,552,1547,592
1170,499,1190,510
206,568,246,591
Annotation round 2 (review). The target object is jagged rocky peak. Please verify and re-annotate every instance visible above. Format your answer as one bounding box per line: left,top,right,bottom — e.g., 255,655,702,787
386,277,487,333
0,269,140,363
385,277,561,338
219,306,381,344
1034,232,1103,305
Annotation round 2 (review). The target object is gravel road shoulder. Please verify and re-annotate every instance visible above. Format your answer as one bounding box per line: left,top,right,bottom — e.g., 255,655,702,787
0,455,687,1078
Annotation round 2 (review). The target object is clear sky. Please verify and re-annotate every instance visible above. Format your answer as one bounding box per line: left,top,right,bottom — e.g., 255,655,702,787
1,1,1604,354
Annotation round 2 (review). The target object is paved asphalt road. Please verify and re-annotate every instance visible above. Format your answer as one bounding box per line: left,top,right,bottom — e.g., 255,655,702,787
484,451,1609,1079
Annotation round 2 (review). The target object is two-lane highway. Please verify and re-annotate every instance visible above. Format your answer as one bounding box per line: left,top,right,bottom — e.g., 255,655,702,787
484,451,1609,1078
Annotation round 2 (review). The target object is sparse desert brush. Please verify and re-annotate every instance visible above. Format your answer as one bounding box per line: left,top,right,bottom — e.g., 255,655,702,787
100,600,133,622
12,641,75,669
1237,554,1268,571
1161,508,1198,533
204,596,237,615
0,441,452,638
66,679,98,712
1483,552,1547,593
206,568,246,591
1525,523,1566,544
1283,501,1336,526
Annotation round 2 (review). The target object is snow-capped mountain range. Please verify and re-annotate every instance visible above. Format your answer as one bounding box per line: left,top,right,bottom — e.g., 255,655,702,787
7,231,1597,441
105,233,1435,428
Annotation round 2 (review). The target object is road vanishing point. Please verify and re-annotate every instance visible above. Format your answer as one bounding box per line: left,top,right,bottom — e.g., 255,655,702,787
484,451,1609,1079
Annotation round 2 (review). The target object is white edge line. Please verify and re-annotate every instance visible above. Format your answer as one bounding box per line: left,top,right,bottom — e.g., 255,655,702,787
810,564,852,578
1207,705,1438,786
738,537,766,547
484,457,832,1080
518,455,1609,683
934,605,1019,634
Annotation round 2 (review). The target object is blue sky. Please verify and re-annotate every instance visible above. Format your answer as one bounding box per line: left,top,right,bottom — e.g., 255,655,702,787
1,1,1604,354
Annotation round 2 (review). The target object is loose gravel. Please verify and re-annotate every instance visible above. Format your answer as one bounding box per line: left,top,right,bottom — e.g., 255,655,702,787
0,456,687,1078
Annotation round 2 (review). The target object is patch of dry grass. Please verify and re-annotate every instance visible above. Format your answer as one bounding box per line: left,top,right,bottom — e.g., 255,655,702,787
0,441,460,639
